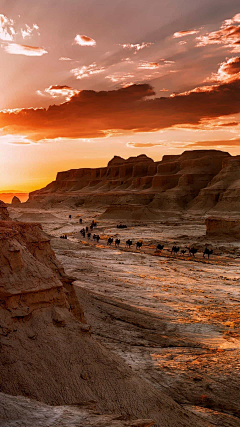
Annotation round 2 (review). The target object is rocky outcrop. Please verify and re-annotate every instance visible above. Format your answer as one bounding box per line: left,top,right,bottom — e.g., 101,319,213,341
28,150,237,213
0,393,155,427
206,217,240,238
190,156,240,213
0,219,207,427
11,195,21,205
0,201,9,220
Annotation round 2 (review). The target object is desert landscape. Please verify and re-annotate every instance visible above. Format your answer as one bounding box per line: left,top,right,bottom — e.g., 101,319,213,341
0,150,239,426
1,2,240,425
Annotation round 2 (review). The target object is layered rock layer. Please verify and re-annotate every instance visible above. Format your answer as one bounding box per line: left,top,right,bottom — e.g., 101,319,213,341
27,150,240,213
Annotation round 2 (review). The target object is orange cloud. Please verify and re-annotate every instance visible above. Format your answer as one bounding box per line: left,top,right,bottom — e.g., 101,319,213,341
187,137,240,147
173,29,199,38
127,141,162,147
208,56,240,82
3,43,47,56
196,13,240,52
71,63,105,79
74,34,96,46
1,78,240,142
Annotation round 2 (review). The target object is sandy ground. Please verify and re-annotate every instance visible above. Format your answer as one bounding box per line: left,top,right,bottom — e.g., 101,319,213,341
9,206,240,426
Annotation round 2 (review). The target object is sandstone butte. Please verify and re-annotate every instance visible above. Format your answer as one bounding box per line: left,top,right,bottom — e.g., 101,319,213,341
11,196,21,206
27,150,240,214
0,207,209,427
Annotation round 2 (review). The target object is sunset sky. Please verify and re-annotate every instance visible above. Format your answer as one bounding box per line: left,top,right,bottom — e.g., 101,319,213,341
0,0,240,193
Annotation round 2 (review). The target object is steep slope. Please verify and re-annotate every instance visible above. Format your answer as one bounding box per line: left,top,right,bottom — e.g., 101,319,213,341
190,156,240,213
0,217,208,427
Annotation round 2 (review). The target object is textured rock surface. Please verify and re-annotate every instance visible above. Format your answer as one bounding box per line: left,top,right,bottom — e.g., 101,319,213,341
190,156,240,213
206,217,240,238
11,196,21,205
0,200,10,220
27,150,235,213
0,219,208,427
0,393,155,427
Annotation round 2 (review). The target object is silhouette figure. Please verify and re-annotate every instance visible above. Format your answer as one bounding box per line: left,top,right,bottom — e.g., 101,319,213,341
203,248,213,259
115,238,120,247
171,246,180,255
126,239,133,248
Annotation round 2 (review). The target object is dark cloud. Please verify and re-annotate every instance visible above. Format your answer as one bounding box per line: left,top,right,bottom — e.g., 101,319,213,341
1,79,240,141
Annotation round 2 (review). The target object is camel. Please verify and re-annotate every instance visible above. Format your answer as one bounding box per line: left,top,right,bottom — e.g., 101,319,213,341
187,247,198,257
203,248,213,259
156,244,164,252
107,237,114,245
171,246,180,255
126,239,133,248
181,249,186,255
115,238,120,247
136,241,143,250
87,232,91,239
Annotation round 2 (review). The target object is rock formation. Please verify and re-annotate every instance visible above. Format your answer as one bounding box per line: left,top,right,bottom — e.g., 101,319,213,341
11,196,21,205
0,393,155,427
27,150,240,214
0,215,207,426
206,217,240,239
190,156,240,213
0,200,10,220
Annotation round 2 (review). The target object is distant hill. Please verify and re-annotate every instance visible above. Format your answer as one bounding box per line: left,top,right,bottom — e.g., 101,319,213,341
0,192,28,203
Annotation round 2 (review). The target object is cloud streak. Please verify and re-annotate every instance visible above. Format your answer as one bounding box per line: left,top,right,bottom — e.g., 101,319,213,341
187,137,240,147
120,42,153,54
196,13,240,52
173,29,199,38
71,63,105,79
2,43,48,56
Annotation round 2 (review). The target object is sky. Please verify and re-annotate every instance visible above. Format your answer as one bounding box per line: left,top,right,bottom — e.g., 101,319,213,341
0,0,240,193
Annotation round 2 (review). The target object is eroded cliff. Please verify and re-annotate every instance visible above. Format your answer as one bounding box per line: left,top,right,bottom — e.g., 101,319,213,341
27,150,240,213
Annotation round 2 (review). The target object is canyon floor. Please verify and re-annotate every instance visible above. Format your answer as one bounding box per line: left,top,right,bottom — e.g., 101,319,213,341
9,206,240,427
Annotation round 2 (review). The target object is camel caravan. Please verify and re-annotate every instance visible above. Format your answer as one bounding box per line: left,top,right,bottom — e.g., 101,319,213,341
63,215,214,260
